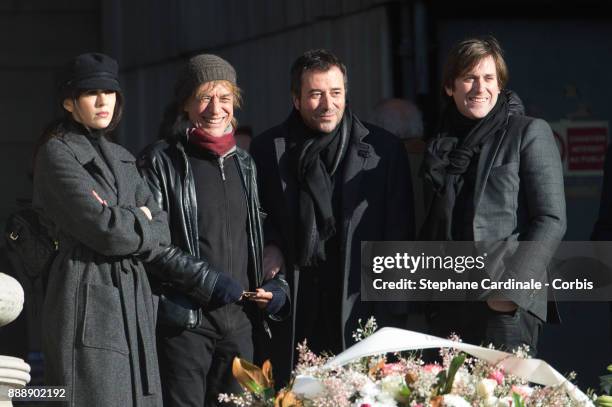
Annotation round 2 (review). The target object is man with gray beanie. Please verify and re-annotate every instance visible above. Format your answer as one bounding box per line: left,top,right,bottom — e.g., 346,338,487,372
139,54,290,406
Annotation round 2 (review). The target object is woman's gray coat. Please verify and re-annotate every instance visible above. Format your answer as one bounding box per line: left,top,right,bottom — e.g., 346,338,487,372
33,131,170,407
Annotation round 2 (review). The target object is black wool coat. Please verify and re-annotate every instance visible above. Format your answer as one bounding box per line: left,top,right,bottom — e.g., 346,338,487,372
251,113,415,379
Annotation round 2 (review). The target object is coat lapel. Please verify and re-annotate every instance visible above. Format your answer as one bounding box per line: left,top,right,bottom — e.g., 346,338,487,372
272,125,301,263
341,117,371,220
338,117,372,347
99,137,137,206
473,127,508,209
61,132,118,197
274,136,290,194
274,122,300,216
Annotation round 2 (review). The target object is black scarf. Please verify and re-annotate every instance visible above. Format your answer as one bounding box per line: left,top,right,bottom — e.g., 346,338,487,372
290,109,351,267
420,92,509,240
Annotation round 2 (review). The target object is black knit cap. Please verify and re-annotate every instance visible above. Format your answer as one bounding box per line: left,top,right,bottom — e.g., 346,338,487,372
174,54,236,105
59,52,121,98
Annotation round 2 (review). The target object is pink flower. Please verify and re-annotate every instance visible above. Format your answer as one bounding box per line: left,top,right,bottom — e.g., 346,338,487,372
360,404,372,407
511,384,533,399
423,364,443,375
488,370,505,385
381,363,405,376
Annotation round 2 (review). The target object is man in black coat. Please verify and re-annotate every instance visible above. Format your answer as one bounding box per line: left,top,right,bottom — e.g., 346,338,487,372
421,37,566,354
251,49,415,382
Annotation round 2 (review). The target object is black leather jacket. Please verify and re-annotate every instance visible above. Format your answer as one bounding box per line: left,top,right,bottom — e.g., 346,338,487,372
138,133,290,329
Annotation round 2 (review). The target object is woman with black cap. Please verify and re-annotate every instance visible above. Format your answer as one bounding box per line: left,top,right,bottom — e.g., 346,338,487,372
32,53,169,406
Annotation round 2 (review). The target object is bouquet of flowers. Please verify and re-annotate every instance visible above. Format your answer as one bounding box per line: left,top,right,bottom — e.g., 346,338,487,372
220,318,595,407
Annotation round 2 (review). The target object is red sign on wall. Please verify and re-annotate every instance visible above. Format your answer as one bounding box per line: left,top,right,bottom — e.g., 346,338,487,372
566,126,608,171
549,121,609,176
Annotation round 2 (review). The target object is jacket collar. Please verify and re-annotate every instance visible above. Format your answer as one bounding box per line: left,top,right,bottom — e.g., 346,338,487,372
60,130,136,200
273,110,372,215
170,135,255,261
60,131,98,165
340,112,371,220
339,111,371,186
473,90,525,209
273,109,371,177
61,130,135,164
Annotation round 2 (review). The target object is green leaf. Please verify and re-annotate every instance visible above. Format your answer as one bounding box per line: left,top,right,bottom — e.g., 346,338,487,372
512,392,525,407
432,370,447,396
263,387,276,401
596,395,612,407
398,384,411,397
246,380,264,394
442,353,466,395
396,384,412,404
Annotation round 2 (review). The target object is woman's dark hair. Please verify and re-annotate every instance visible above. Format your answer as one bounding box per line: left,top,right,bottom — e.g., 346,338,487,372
32,89,124,169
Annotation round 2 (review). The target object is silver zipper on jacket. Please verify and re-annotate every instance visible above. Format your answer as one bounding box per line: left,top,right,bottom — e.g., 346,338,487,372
182,148,198,257
218,156,226,181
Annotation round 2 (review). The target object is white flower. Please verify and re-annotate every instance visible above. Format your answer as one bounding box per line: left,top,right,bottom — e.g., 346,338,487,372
380,374,404,398
482,396,513,407
442,394,471,407
452,370,471,392
359,379,380,398
483,396,499,407
476,378,498,398
353,378,400,407
375,392,399,407
496,396,514,407
352,392,399,407
352,396,376,407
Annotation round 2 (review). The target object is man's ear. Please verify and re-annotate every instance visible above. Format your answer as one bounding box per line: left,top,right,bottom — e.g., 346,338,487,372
292,95,300,111
63,98,74,113
444,86,453,97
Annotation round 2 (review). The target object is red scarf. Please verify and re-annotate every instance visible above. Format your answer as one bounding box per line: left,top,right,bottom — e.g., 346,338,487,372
187,127,236,157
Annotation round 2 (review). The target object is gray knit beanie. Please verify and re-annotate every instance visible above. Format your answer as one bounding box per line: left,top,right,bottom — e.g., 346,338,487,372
175,54,237,105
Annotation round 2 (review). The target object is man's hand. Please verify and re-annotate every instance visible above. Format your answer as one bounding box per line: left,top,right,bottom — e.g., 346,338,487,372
251,288,273,309
139,206,153,221
91,190,108,206
486,298,518,313
263,244,284,281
